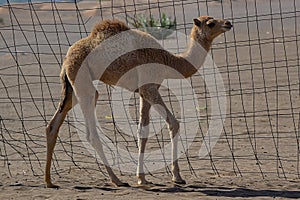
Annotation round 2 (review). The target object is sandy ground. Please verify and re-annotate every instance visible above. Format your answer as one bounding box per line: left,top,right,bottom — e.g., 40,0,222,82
0,0,300,199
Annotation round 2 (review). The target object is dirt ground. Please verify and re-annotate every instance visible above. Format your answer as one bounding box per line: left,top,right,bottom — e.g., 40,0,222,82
0,0,300,199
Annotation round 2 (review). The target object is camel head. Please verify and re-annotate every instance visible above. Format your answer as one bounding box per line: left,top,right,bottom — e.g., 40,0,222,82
191,16,232,42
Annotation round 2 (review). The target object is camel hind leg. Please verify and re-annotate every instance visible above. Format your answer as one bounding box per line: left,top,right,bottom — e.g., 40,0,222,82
45,88,74,188
45,84,98,188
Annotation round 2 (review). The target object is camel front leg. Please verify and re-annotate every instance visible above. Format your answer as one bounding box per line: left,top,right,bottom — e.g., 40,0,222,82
136,96,152,185
139,85,186,184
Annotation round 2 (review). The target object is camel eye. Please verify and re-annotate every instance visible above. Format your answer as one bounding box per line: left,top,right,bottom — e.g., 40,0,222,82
207,22,215,28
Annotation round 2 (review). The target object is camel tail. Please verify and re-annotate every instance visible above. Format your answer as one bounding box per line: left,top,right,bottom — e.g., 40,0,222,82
58,67,73,113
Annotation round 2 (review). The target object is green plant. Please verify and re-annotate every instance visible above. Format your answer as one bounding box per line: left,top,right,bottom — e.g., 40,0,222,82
130,13,176,40
0,17,3,25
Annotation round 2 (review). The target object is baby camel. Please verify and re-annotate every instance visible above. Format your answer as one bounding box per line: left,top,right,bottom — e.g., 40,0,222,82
45,16,232,188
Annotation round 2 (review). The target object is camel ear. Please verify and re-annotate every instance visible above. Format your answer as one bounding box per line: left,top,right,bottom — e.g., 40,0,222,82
193,18,202,27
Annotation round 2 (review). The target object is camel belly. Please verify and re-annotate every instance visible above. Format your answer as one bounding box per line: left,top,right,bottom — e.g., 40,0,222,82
100,66,139,92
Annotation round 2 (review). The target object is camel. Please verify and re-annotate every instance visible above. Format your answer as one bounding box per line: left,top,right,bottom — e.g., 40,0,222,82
45,16,232,188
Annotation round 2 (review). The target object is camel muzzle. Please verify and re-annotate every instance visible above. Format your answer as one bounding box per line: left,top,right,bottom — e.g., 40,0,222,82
223,21,233,30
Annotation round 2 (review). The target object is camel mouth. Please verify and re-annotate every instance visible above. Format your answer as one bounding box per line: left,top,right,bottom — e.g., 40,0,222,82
222,25,233,31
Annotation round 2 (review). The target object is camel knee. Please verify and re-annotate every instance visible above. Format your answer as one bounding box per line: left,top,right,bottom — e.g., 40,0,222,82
137,123,149,140
86,132,100,148
168,119,180,138
86,135,97,149
46,126,60,153
86,133,92,144
46,125,52,135
46,124,57,139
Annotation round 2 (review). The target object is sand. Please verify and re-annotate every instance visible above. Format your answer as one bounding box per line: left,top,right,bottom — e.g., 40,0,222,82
0,0,300,199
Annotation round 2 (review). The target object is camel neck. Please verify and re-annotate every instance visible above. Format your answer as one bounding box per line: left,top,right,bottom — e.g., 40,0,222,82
197,36,212,52
173,37,211,78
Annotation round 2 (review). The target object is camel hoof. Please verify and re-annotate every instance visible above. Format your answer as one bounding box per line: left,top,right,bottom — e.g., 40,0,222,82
172,179,186,185
46,182,60,189
138,180,154,186
113,182,130,187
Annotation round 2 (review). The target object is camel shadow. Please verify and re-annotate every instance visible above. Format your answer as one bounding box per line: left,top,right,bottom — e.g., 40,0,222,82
8,182,300,198
145,184,300,199
200,188,300,199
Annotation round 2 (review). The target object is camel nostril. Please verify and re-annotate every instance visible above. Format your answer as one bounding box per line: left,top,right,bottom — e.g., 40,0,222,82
225,21,232,26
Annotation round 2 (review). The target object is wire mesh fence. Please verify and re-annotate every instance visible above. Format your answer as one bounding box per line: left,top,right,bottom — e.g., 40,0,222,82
0,0,299,181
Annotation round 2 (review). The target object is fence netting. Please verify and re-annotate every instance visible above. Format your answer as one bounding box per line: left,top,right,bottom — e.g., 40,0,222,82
0,0,299,180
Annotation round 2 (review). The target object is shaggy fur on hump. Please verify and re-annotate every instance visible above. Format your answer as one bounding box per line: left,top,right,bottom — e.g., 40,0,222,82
59,19,130,112
90,19,130,38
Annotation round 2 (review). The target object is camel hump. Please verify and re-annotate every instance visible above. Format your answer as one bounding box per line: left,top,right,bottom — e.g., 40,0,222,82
90,19,130,39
